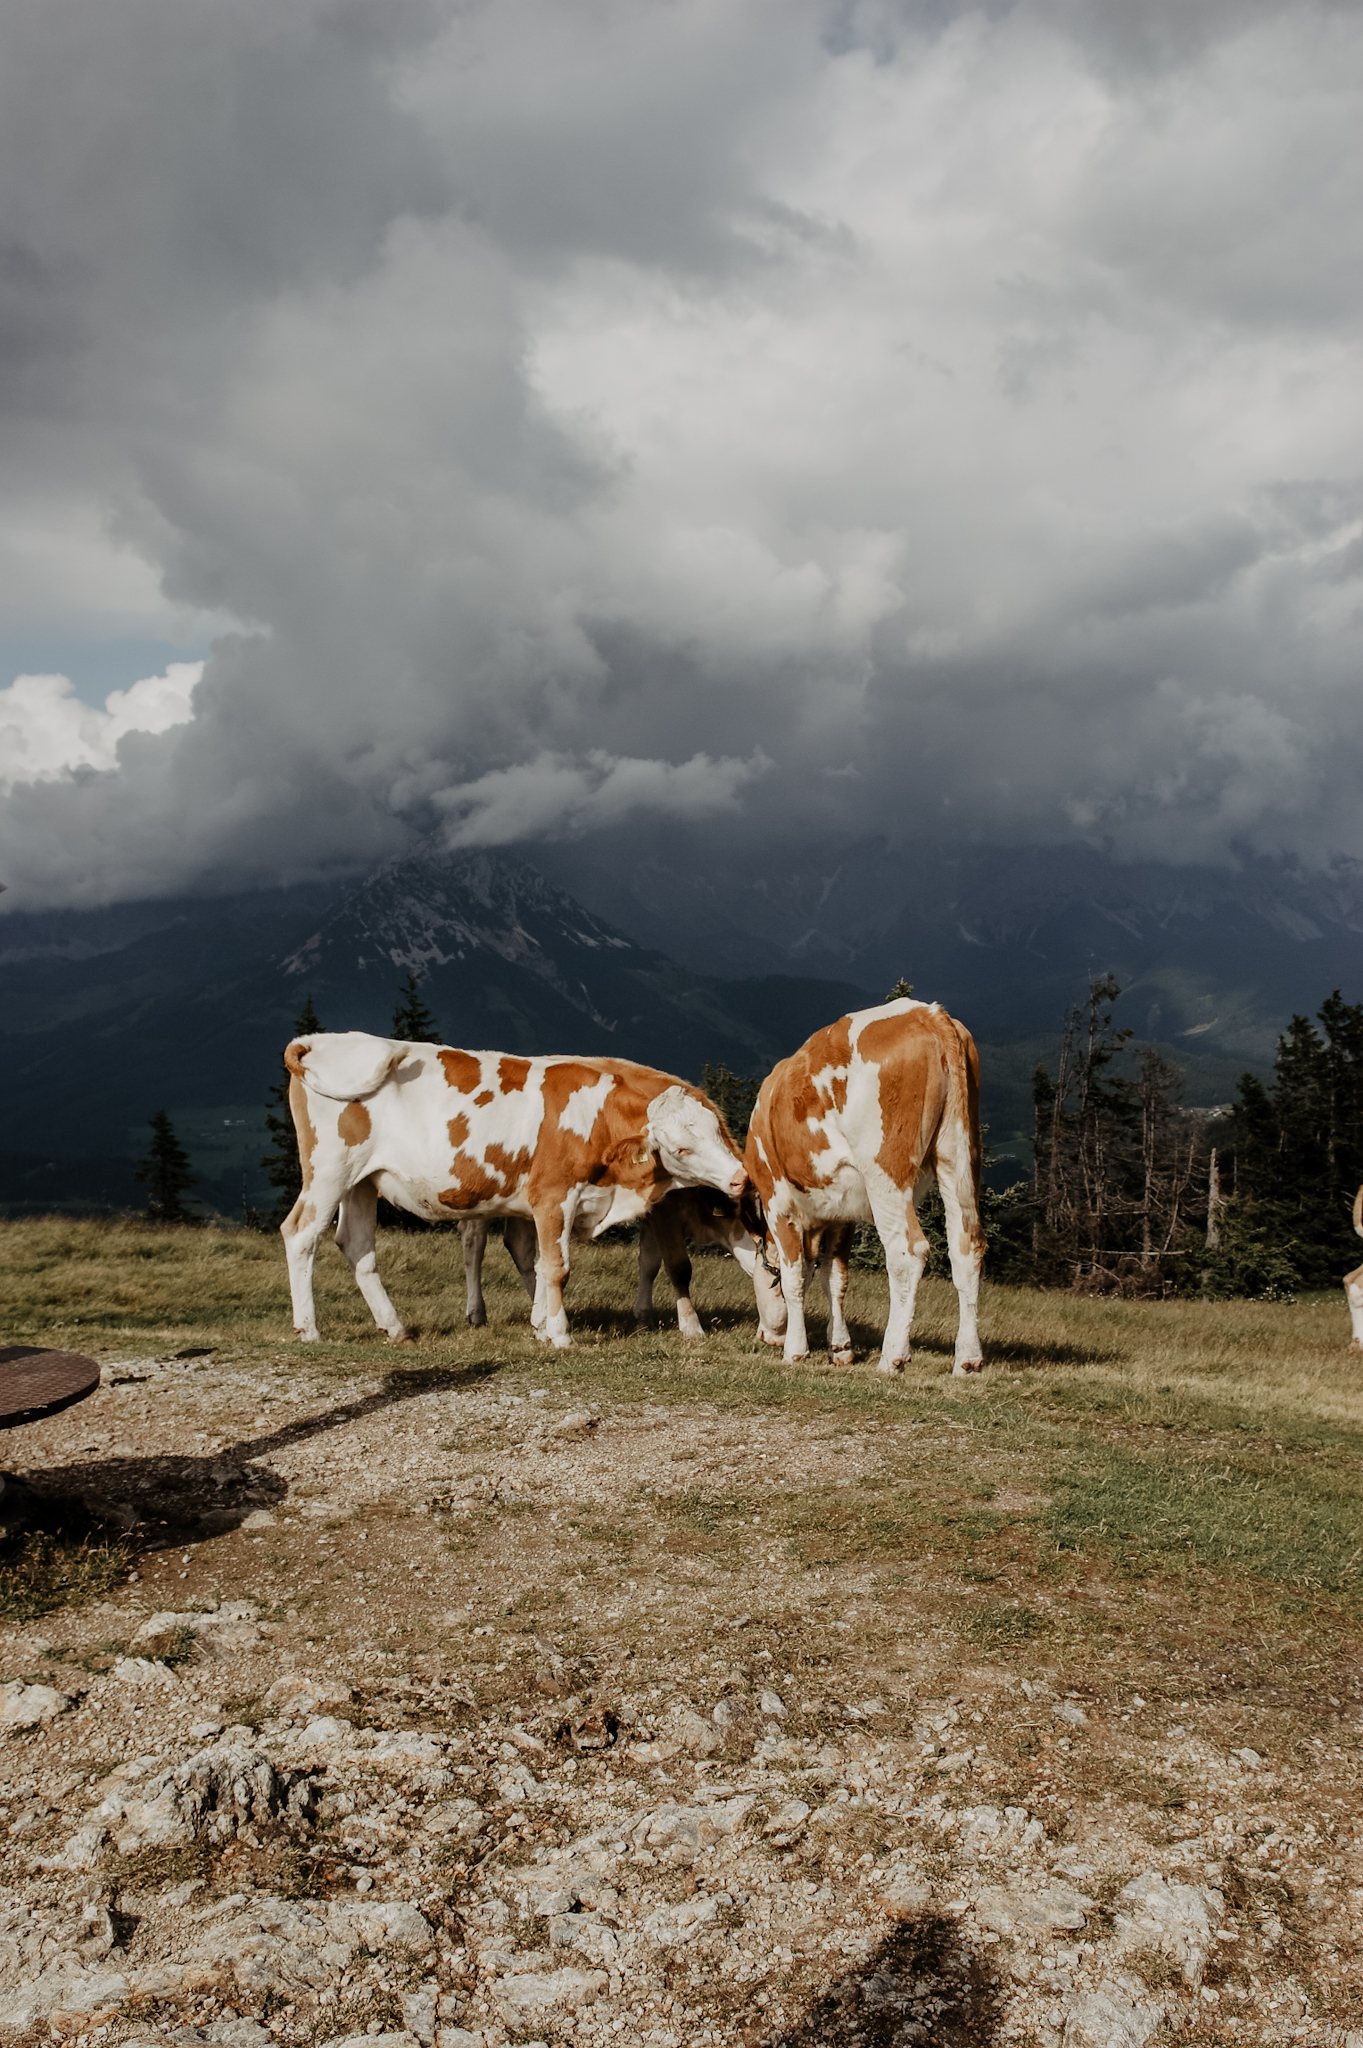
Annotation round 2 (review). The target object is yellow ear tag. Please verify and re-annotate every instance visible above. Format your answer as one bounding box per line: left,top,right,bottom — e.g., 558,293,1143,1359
634,1147,653,1165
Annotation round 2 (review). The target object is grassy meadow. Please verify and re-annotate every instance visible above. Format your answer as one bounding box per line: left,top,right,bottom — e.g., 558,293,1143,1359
4,1213,1363,1651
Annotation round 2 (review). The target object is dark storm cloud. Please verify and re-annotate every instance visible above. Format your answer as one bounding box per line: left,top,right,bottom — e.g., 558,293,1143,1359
1,0,1361,905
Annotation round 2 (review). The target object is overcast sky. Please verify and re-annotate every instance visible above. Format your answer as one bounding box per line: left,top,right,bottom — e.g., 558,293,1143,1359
0,0,1360,909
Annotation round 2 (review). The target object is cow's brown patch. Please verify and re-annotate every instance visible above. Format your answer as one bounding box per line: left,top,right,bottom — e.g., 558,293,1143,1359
337,1100,371,1147
437,1169,502,1211
860,1010,948,1192
498,1056,532,1093
485,1142,531,1191
438,1049,482,1093
447,1113,470,1150
474,1090,495,1107
289,1074,317,1186
541,1062,609,1125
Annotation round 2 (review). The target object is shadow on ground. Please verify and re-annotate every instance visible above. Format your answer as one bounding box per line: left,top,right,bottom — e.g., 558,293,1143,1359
14,1357,504,1551
764,1912,1005,2046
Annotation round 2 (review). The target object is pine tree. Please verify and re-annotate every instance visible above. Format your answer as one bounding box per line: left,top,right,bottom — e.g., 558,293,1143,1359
886,978,915,1001
1221,989,1363,1289
700,1061,760,1147
391,970,441,1044
258,995,323,1228
135,1110,198,1224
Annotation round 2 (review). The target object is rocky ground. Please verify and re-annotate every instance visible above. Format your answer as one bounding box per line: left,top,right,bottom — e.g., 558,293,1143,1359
2,1343,1362,2048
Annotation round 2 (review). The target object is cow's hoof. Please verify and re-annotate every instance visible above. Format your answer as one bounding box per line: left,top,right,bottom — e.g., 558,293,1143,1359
953,1358,984,1376
876,1357,906,1376
759,1330,784,1349
294,1329,320,1344
784,1349,810,1364
634,1312,657,1330
466,1308,487,1329
388,1332,416,1346
1351,1338,1363,1353
829,1346,854,1366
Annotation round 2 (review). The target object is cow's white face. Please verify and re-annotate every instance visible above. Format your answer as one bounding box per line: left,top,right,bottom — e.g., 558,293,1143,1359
647,1085,747,1199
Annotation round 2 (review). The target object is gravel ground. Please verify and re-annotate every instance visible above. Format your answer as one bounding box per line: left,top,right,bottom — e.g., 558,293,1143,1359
2,1347,1362,2048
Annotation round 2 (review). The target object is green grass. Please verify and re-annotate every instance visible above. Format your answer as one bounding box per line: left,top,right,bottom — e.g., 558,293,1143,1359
4,1215,1363,1631
0,1531,131,1623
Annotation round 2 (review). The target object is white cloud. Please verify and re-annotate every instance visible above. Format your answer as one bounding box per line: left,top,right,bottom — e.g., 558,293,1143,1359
0,1,1360,904
0,662,202,791
433,748,768,847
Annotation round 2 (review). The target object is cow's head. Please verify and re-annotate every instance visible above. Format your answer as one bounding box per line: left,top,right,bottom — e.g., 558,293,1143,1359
646,1084,747,1200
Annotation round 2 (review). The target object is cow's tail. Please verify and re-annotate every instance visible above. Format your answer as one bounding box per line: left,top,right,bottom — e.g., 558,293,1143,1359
1354,1184,1363,1239
285,1031,403,1101
937,1013,986,1240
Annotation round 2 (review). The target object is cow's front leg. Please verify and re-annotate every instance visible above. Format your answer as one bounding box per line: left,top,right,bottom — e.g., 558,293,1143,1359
461,1219,489,1327
635,1219,663,1327
821,1223,856,1364
531,1200,575,1348
335,1178,409,1341
773,1216,811,1362
1347,1263,1363,1351
731,1237,786,1345
872,1192,930,1375
649,1204,704,1337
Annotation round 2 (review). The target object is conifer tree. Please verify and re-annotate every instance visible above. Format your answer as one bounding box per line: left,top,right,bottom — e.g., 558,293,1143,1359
700,1061,760,1147
259,995,323,1227
135,1110,198,1224
885,977,915,1000
391,970,441,1044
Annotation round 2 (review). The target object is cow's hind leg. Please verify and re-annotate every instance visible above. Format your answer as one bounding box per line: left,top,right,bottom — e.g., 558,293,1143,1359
934,1155,986,1375
461,1220,489,1327
1347,1263,1363,1351
334,1177,409,1341
820,1223,856,1364
502,1217,539,1311
870,1189,931,1375
281,1173,348,1342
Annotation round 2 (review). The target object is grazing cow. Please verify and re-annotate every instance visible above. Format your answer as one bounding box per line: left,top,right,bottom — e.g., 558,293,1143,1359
744,997,986,1375
282,1032,747,1347
1346,1186,1363,1349
459,1188,770,1337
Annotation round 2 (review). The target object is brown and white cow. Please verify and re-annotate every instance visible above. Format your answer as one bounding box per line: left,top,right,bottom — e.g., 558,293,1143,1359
459,1187,770,1337
281,1032,747,1347
1346,1186,1363,1349
744,997,986,1375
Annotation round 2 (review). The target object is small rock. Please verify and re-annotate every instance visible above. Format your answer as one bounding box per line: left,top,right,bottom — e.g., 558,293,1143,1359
642,1896,720,1945
1054,1701,1088,1727
1230,1746,1262,1769
298,1716,352,1747
111,1656,179,1688
712,1695,752,1727
435,2032,483,2048
321,2035,421,2048
1062,1973,1169,2048
758,1687,787,1717
399,1990,436,2044
671,1706,723,1756
240,1509,276,1529
762,1797,810,1840
0,1682,70,1730
189,1720,224,1741
975,1884,1093,1936
882,1872,933,1915
494,1968,607,2020
1111,1871,1223,1988
548,1410,598,1441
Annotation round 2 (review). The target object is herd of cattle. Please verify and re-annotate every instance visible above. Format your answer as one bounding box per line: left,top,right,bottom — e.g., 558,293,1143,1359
282,995,988,1375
